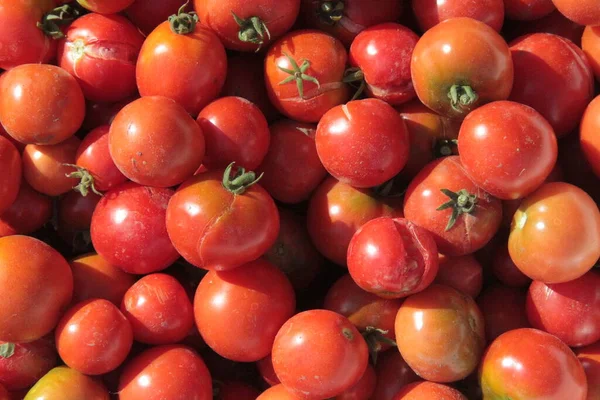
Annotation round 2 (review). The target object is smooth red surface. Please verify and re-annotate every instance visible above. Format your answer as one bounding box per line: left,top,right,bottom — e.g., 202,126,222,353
491,244,531,287
0,337,57,391
336,364,376,400
412,0,504,31
0,183,51,237
551,0,600,25
0,136,21,215
576,341,600,400
434,254,483,298
372,350,419,400
392,381,467,400
125,0,182,35
504,0,555,20
477,285,530,342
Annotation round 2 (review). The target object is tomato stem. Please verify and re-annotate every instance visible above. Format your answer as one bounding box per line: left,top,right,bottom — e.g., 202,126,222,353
222,162,264,195
343,67,366,100
231,12,271,52
433,138,459,158
447,84,479,112
362,326,397,365
0,343,15,359
37,3,84,39
168,1,199,35
436,188,478,231
318,1,345,25
63,164,103,197
277,52,321,99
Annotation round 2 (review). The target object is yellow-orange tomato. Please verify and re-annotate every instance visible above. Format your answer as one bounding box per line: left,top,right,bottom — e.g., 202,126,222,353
581,95,600,179
583,26,600,83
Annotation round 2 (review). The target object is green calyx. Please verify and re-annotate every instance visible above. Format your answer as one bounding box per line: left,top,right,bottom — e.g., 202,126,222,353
231,12,271,52
343,67,366,101
447,84,478,112
37,3,83,39
362,326,397,365
222,162,263,195
0,343,15,359
64,164,103,197
278,52,320,99
436,188,478,231
168,1,199,35
318,1,345,25
433,138,459,158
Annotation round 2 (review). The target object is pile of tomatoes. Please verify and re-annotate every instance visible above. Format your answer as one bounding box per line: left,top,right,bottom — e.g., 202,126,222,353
1,0,600,399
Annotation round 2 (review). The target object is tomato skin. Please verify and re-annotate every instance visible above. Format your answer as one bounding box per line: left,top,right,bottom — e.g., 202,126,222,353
479,328,587,400
509,33,593,137
0,64,85,145
316,99,410,188
0,183,51,238
336,364,376,400
392,381,467,400
109,96,205,188
194,259,295,362
58,13,144,103
477,285,530,342
124,0,182,35
410,18,513,119
412,0,504,32
257,355,280,387
257,384,299,400
76,0,134,14
583,27,600,83
0,236,73,343
372,350,420,400
91,182,179,275
0,137,21,215
551,0,600,25
118,345,212,400
56,191,100,252
136,19,227,116
580,96,600,179
509,182,600,283
576,341,600,400
82,97,134,131
0,124,24,152
491,244,531,288
0,337,57,391
507,9,584,46
215,381,261,400
121,274,194,345
197,96,269,170
166,169,279,271
272,310,369,399
24,366,109,400
395,284,486,382
504,0,555,20
434,254,483,298
265,29,350,123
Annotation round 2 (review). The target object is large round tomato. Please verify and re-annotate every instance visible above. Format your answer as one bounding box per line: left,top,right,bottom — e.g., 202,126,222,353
0,64,85,145
76,0,134,14
583,27,600,82
24,366,109,400
412,0,504,32
576,341,600,400
124,0,181,35
0,136,21,215
476,284,530,342
0,337,57,391
504,0,555,20
411,17,513,119
509,182,600,283
316,98,410,188
551,0,600,25
0,236,72,343
479,328,587,400
392,381,467,400
434,254,483,298
580,95,600,179
0,183,51,238
372,349,419,400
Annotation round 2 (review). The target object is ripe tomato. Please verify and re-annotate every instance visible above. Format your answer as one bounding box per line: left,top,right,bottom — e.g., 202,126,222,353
0,136,21,215
580,96,600,179
214,381,261,400
491,244,531,287
0,64,85,145
509,33,593,137
264,29,349,123
257,355,279,387
24,366,109,400
411,17,513,119
434,254,483,298
136,5,227,116
393,381,467,400
76,0,134,14
166,166,279,271
479,328,587,400
22,136,80,197
576,341,600,400
504,0,555,20
403,156,503,256
583,27,600,82
316,98,410,188
197,96,269,170
0,124,24,152
56,191,100,252
272,309,369,399
0,236,72,343
551,0,600,25
0,183,51,237
477,284,530,342
121,274,194,345
257,384,298,400
507,9,585,46
118,345,212,400
109,96,205,188
458,101,558,200
125,0,182,35
509,182,600,283
336,364,376,400
412,0,504,32
347,217,439,298
372,350,419,400
256,120,327,204
0,337,57,391
90,182,180,275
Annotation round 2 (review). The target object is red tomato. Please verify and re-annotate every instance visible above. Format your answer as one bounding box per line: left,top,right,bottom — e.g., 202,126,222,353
256,120,327,204
411,18,513,119
56,191,100,252
272,310,369,399
214,381,261,400
560,129,600,204
197,96,269,170
257,355,280,387
551,0,600,25
581,96,600,179
576,341,600,400
257,384,299,400
24,366,109,400
509,182,600,283
58,13,144,103
124,0,182,35
412,0,504,32
0,183,51,237
0,64,85,145
136,5,227,116
91,182,179,274
0,137,21,215
0,236,72,343
0,124,24,152
109,96,205,188
194,259,295,362
347,217,439,298
479,328,588,399
458,101,558,200
477,285,530,342
393,381,467,400
583,27,600,83
166,166,279,271
509,33,593,137
372,350,420,400
121,274,194,345
491,244,532,287
507,9,585,46
504,0,556,20
0,337,57,391
434,254,483,298
316,98,409,188
264,29,349,123
403,156,503,256
118,345,212,400
348,23,419,105
76,0,134,14
336,364,376,400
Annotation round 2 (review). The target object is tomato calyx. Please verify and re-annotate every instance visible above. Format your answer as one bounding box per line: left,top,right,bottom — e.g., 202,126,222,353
447,84,479,112
231,12,271,52
433,138,459,158
168,1,199,35
0,342,15,359
318,1,345,25
278,52,321,99
362,326,397,365
222,162,264,195
37,3,84,40
343,67,366,100
63,164,103,197
437,188,478,231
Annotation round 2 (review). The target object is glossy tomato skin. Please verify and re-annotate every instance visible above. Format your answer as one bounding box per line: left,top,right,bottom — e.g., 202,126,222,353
0,64,85,145
90,182,179,274
0,337,57,391
272,310,369,399
336,364,376,400
125,0,181,35
0,183,51,237
0,137,21,215
109,96,205,188
121,273,194,345
118,345,212,400
479,328,587,400
551,0,600,25
458,101,558,200
411,18,513,119
58,13,144,103
265,29,349,123
392,381,467,400
136,18,227,116
509,33,593,137
76,0,134,14
581,95,600,179
583,27,600,83
509,182,600,283
403,156,503,256
307,176,404,266
504,0,555,20
477,285,530,342
434,254,483,298
166,169,279,271
24,366,109,400
526,271,600,347
412,0,504,32
316,99,410,188
347,217,439,298
372,350,420,400
0,236,73,343
576,341,600,400
349,23,419,105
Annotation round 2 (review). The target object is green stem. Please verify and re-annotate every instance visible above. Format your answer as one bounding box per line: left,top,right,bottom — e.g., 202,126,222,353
433,138,458,158
447,84,478,112
436,188,478,231
221,162,263,195
37,3,83,39
343,67,366,100
231,12,271,51
362,326,397,365
277,52,320,99
318,1,345,25
63,164,103,197
168,1,199,35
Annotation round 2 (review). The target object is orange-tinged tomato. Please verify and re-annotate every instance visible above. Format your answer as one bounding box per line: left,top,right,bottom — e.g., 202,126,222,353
576,341,600,400
24,366,109,400
582,27,600,83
